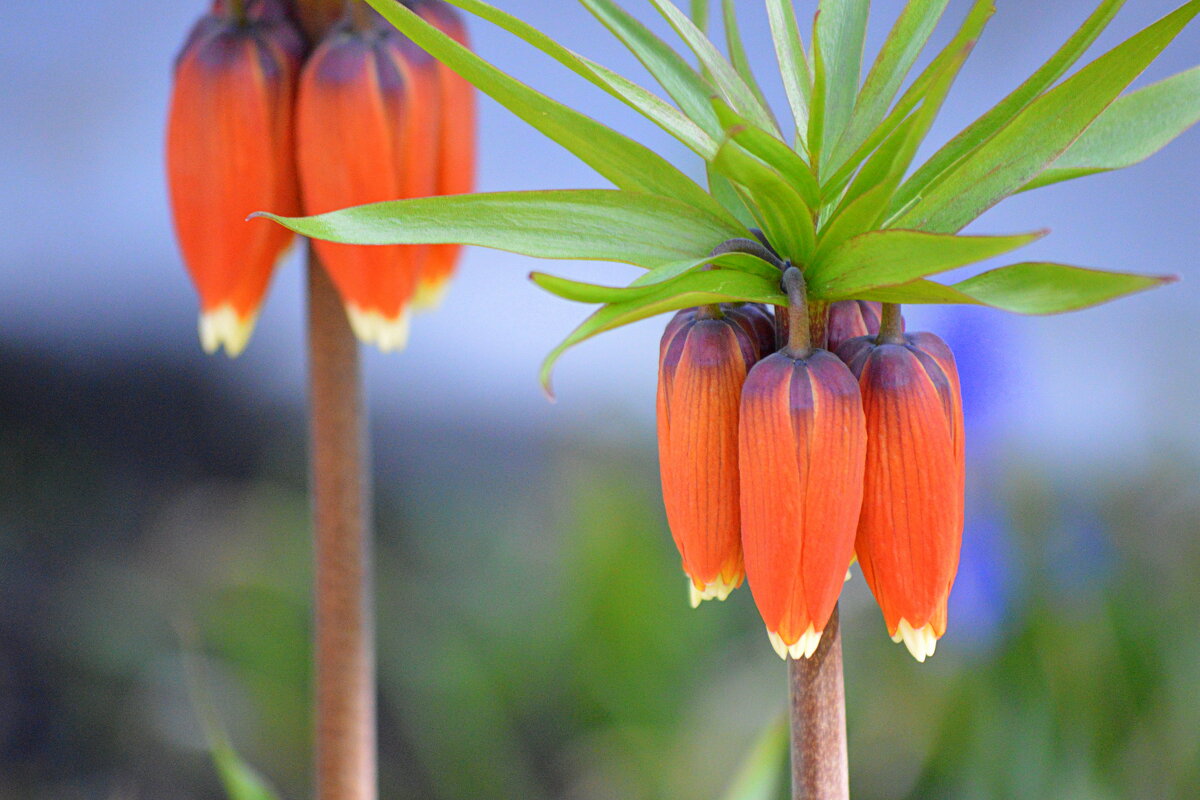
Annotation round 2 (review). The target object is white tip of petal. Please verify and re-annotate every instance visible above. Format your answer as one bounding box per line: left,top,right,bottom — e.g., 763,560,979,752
893,619,939,663
413,279,451,312
199,306,256,358
766,625,823,660
346,306,412,353
687,575,739,607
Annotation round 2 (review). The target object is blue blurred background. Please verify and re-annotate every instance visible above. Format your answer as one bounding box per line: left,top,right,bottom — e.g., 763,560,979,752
2,1,1198,798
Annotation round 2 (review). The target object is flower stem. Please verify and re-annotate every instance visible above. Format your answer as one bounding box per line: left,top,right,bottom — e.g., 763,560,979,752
227,0,247,24
308,253,377,800
349,0,377,31
789,604,849,800
292,0,344,40
782,267,812,359
878,303,905,345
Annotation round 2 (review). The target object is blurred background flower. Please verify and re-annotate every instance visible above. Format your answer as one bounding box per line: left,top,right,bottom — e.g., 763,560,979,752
1,1,1198,798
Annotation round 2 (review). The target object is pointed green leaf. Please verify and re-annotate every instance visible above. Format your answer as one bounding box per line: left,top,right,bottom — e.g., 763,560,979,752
808,229,1044,298
894,0,1128,211
895,0,1200,233
710,97,821,209
363,0,729,223
839,0,952,161
722,0,775,120
719,714,788,800
711,139,816,263
646,0,779,133
540,269,787,393
808,21,830,167
259,190,745,269
443,0,717,159
578,0,722,137
1025,65,1200,191
858,263,1176,313
531,252,779,303
765,0,813,147
816,0,870,163
953,262,1177,313
825,0,994,182
689,0,709,31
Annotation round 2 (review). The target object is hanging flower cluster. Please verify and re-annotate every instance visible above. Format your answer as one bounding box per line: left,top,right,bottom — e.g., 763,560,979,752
261,0,1199,659
166,0,476,356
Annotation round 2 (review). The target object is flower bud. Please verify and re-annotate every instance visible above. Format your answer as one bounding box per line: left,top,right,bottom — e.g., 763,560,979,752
166,1,304,356
407,0,477,310
296,13,439,351
837,331,965,662
739,350,867,659
657,309,760,606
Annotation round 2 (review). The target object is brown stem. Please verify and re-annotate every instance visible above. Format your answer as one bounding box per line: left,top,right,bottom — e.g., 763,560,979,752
808,300,829,351
226,0,247,24
782,267,811,359
696,303,723,320
348,0,378,31
877,303,905,345
308,254,376,800
790,604,849,800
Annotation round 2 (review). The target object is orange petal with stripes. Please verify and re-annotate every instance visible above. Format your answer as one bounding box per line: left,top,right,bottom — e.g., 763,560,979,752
296,17,439,351
838,333,965,661
739,350,867,658
166,4,304,356
657,310,760,605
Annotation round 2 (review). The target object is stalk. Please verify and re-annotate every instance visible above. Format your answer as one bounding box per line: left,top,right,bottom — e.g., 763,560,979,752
308,254,376,800
789,606,849,800
878,303,905,344
290,5,376,800
775,270,850,800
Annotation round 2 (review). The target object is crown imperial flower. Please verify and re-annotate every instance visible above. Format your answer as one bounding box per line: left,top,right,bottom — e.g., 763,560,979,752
657,306,761,606
166,0,305,356
296,8,440,351
838,320,965,661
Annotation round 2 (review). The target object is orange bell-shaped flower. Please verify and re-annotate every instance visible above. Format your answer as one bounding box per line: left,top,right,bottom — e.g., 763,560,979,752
296,8,439,351
837,309,965,662
166,0,304,356
657,307,761,606
408,0,477,310
739,272,867,659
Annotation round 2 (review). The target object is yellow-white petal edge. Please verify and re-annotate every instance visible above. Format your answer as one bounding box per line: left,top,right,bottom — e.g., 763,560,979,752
347,305,412,353
890,619,938,662
413,278,451,312
688,575,739,608
767,625,823,661
200,306,257,358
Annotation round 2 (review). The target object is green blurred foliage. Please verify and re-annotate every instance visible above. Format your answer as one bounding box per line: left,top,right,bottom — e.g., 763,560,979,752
2,349,1199,799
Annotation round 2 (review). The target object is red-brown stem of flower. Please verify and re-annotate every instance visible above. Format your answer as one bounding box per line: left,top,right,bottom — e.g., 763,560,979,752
782,267,812,359
789,604,849,800
348,0,377,31
308,254,377,800
696,303,723,320
293,0,345,40
226,0,247,25
878,302,905,345
809,300,830,351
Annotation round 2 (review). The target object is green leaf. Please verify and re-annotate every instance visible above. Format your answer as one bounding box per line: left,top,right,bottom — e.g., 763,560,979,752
443,0,717,159
825,0,994,183
182,650,282,800
893,0,1128,212
363,0,729,223
815,0,870,164
540,270,787,393
807,21,829,168
895,0,1200,234
1025,65,1200,191
689,0,709,32
710,97,821,209
531,253,779,303
259,190,745,270
719,714,789,800
710,139,816,263
808,229,1044,298
578,0,722,137
722,0,775,121
858,264,1176,313
646,0,779,133
765,0,813,147
707,163,758,229
953,262,1177,313
839,0,952,161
